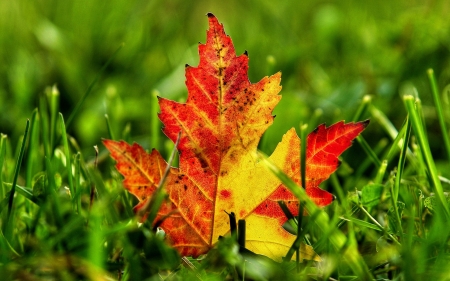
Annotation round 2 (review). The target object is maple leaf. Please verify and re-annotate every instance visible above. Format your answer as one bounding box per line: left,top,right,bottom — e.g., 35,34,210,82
103,14,368,261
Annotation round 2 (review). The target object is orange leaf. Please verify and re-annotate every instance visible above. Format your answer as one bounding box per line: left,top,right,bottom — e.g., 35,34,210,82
103,14,368,261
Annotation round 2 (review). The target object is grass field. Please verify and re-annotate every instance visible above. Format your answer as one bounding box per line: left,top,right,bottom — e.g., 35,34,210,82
1,1,450,280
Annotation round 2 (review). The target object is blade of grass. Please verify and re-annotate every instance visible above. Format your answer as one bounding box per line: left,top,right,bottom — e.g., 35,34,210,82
65,43,124,130
415,98,429,144
352,95,372,122
374,160,388,184
122,122,131,143
258,152,373,279
151,90,160,150
383,117,408,163
284,208,321,261
427,69,450,162
370,105,416,165
403,95,450,218
356,204,400,246
339,216,383,232
39,96,51,161
88,167,120,225
74,152,82,213
48,85,59,150
296,123,307,268
393,116,411,203
25,109,40,188
88,203,105,269
3,183,41,205
5,120,30,241
105,114,117,140
390,179,404,241
0,134,7,200
328,163,361,280
351,138,388,189
139,132,181,224
59,113,75,210
370,105,400,139
7,120,29,217
0,227,20,260
356,136,381,168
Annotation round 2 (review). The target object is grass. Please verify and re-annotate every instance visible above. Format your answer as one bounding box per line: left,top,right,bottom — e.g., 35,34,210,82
1,1,450,280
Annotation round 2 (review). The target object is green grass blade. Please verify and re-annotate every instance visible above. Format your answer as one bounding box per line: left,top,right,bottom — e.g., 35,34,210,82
403,95,450,218
295,123,307,267
122,122,131,143
340,216,383,232
7,120,30,217
0,228,20,260
352,95,372,122
59,113,75,208
357,203,400,246
427,69,450,162
371,105,416,166
384,117,407,163
139,132,181,225
151,90,160,150
25,109,40,188
393,116,411,203
0,134,7,200
370,105,399,138
88,204,105,269
3,183,40,205
74,152,82,213
356,135,381,168
5,120,30,242
48,85,59,150
374,160,387,184
105,114,116,140
39,96,51,161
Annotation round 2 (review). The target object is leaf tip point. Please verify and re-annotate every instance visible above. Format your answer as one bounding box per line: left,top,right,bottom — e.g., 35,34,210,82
361,119,370,128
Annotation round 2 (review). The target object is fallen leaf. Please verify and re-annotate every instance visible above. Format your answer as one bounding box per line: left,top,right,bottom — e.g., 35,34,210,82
104,14,368,261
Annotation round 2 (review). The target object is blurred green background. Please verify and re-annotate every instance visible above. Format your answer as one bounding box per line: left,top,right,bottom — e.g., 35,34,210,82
1,0,449,158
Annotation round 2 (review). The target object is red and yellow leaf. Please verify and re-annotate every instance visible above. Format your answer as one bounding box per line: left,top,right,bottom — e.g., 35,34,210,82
103,14,368,261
